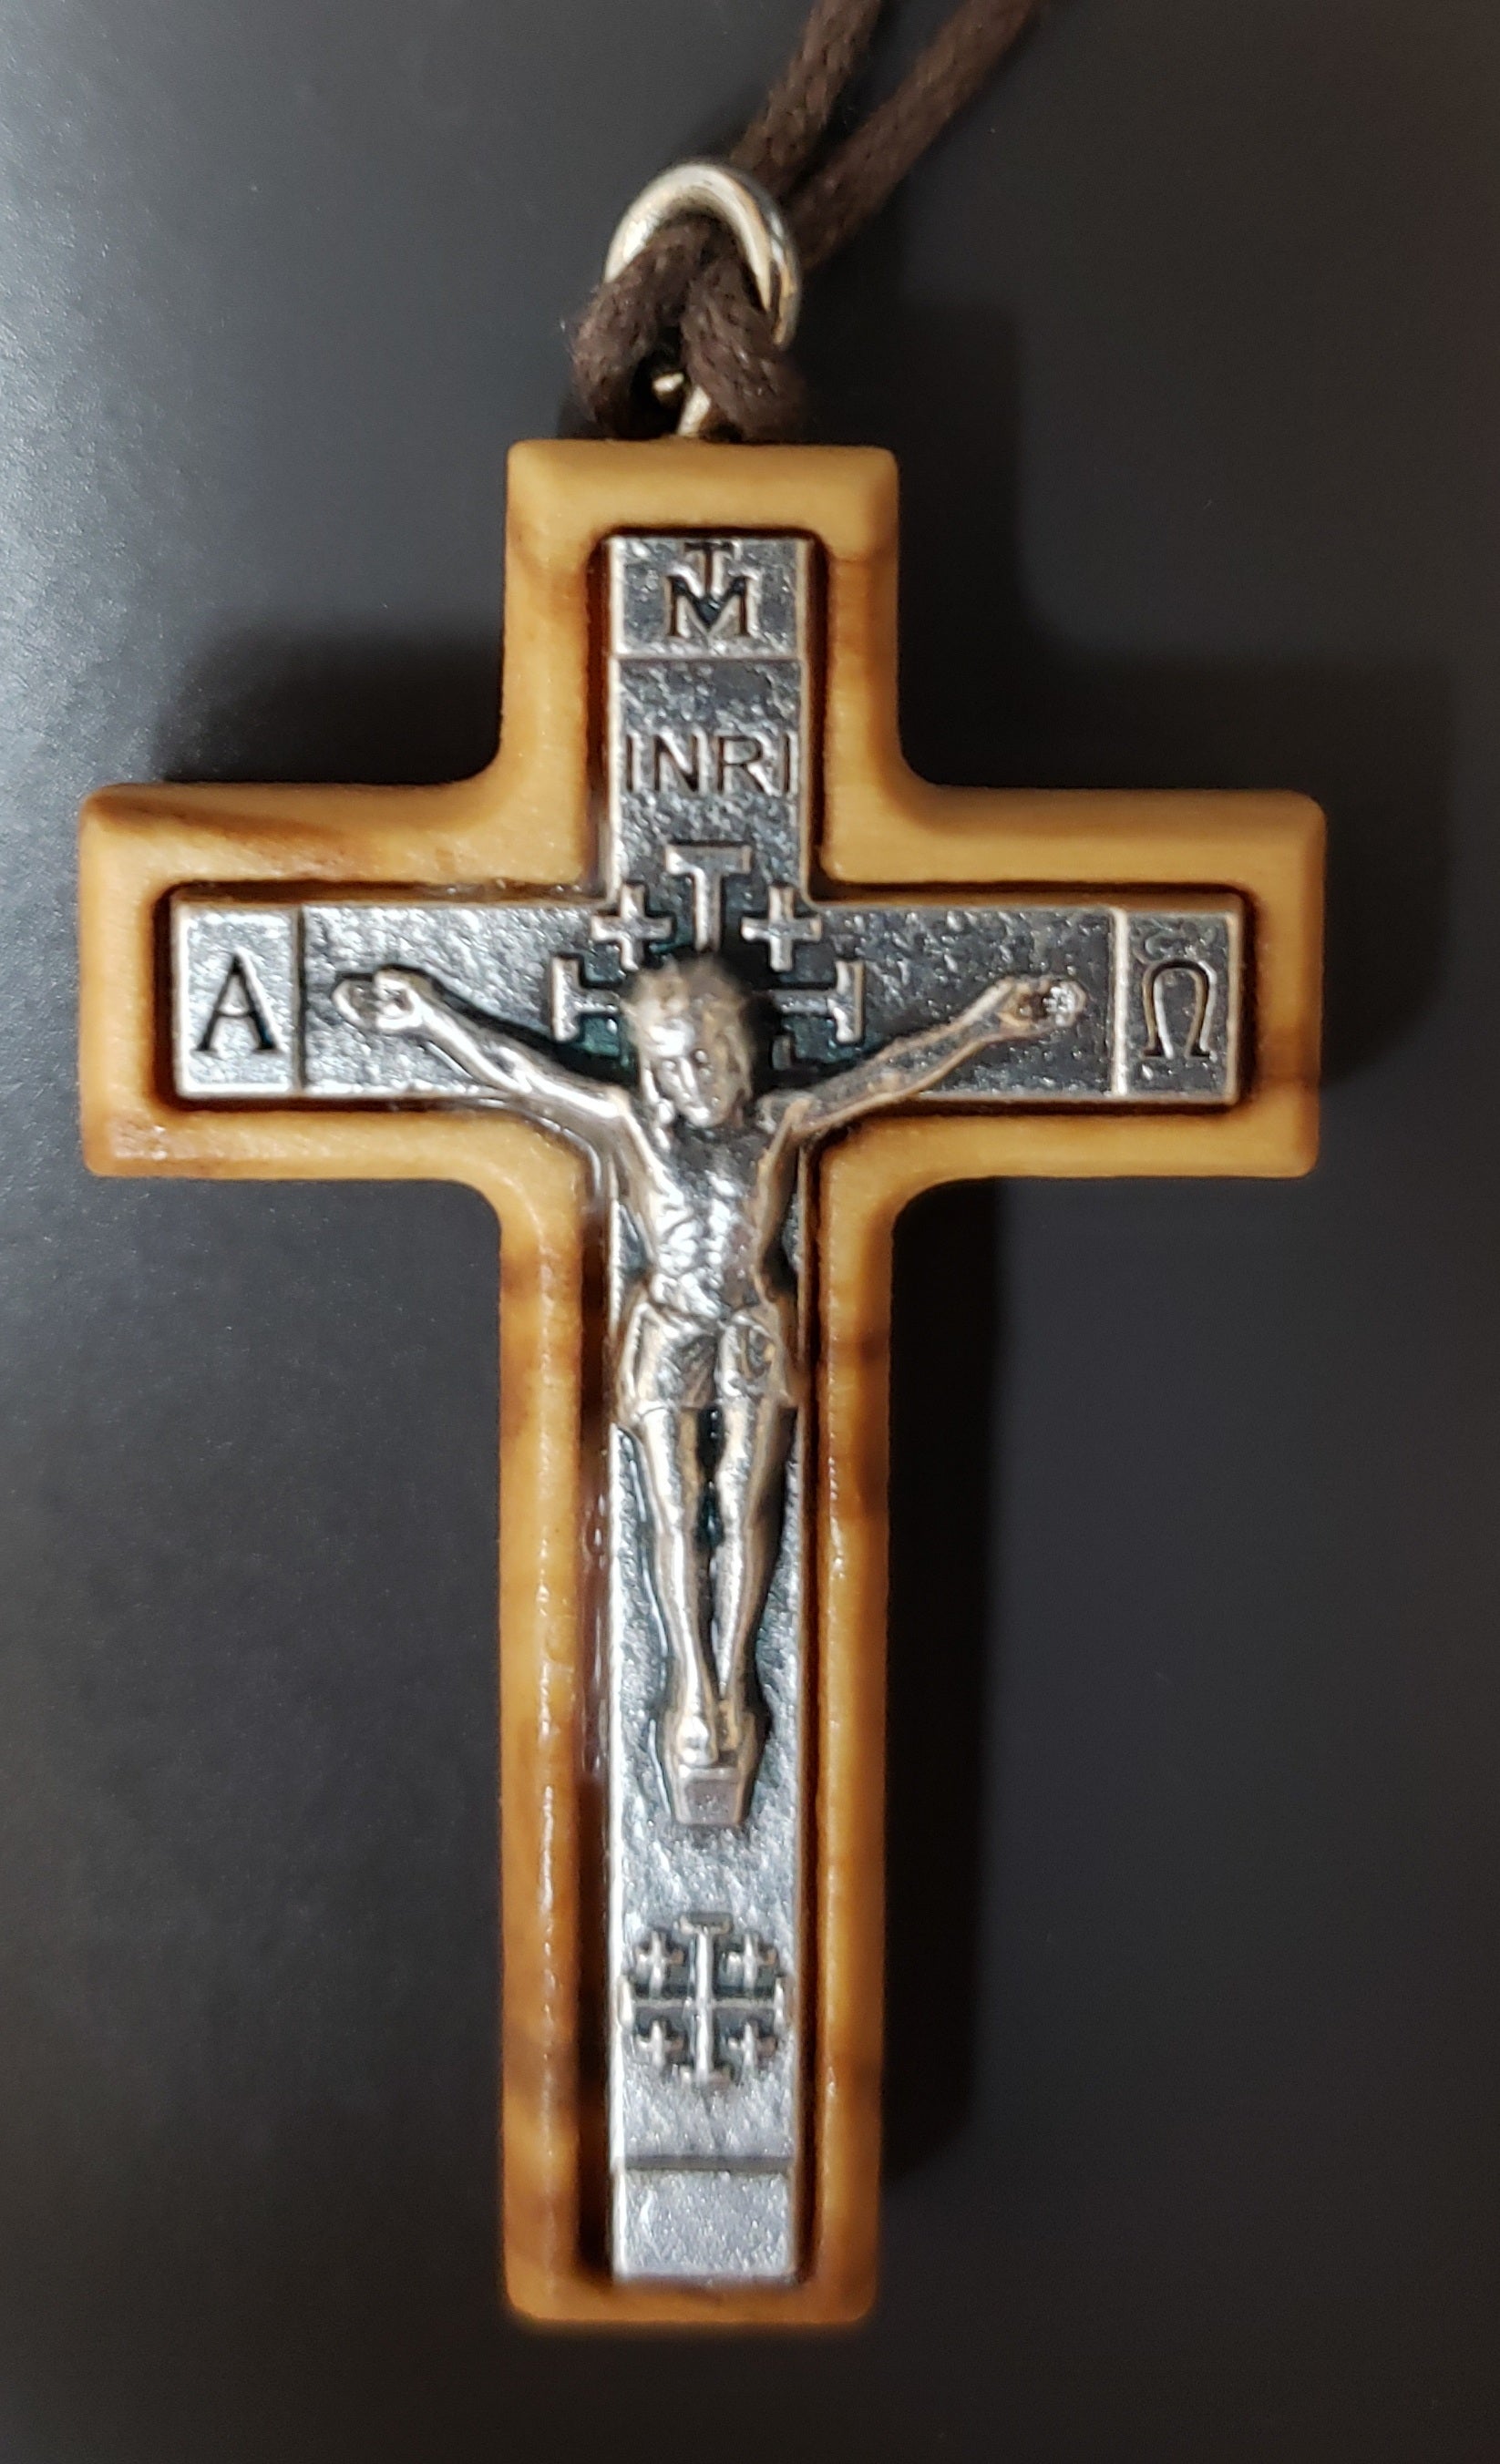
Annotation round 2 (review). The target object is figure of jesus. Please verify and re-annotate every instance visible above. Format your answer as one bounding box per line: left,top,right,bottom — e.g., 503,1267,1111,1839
334,954,1082,1826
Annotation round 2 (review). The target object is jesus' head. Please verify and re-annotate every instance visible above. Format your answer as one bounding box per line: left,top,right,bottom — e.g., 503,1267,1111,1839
624,955,755,1130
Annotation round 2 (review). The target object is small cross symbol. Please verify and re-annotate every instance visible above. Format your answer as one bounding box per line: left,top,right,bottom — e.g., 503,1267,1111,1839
633,1926,686,1997
589,879,674,972
740,880,823,971
619,1914,787,2089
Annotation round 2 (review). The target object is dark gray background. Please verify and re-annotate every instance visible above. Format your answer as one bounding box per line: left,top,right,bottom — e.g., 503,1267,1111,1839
0,1,1495,2456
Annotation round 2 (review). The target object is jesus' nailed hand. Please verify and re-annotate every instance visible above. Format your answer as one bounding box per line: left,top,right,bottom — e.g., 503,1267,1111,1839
333,954,1084,1828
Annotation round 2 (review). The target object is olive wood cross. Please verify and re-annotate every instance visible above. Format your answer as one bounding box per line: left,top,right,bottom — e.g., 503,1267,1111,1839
79,441,1322,2327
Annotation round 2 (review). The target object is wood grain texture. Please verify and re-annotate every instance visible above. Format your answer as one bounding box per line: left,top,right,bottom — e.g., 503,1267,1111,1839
78,439,1323,2326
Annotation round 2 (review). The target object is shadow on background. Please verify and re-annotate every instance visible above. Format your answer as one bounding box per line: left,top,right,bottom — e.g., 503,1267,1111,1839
883,1181,1003,2179
153,638,501,790
802,287,1453,2177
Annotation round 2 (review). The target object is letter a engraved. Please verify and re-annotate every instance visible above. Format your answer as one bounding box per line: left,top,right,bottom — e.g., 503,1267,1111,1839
1142,959,1215,1061
196,954,282,1056
666,543,755,641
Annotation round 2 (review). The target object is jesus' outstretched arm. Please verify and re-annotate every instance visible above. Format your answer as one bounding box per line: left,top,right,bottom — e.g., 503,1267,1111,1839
333,967,631,1153
779,972,1084,1141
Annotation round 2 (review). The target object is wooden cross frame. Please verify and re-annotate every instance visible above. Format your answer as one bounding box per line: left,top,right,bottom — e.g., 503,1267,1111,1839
78,442,1322,2328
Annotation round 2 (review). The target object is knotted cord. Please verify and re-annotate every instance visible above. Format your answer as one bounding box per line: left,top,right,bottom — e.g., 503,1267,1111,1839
570,0,1049,440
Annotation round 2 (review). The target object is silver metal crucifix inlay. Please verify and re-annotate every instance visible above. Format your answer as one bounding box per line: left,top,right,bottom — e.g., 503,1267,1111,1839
168,530,1247,2286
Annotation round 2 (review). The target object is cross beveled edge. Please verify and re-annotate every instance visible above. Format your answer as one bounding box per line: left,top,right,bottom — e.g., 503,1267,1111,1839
76,438,1325,2331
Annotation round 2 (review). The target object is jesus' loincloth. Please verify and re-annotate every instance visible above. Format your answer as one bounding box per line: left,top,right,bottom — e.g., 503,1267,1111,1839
613,1287,802,1429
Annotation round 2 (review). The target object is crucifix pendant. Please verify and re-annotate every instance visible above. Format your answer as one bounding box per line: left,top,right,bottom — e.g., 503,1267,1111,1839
79,442,1322,2325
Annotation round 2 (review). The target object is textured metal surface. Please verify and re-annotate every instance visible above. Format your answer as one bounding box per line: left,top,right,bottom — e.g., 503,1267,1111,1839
612,2165,796,2283
165,531,1248,2288
608,1383,806,2274
608,540,807,898
174,892,1242,1103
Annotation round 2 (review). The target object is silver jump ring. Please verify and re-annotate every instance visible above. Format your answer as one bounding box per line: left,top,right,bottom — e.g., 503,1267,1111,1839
602,159,803,438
